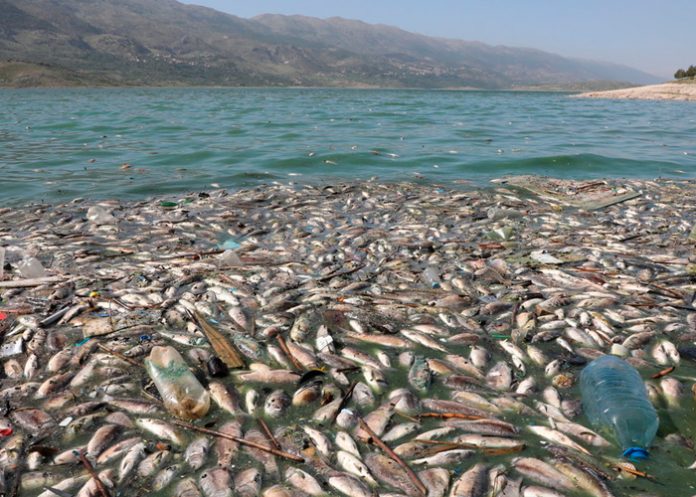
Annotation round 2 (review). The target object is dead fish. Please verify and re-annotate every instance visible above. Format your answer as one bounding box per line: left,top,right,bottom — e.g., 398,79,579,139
264,389,291,418
20,471,64,491
552,460,614,497
215,421,241,467
382,422,421,442
418,467,450,497
185,436,211,470
75,469,114,497
138,449,171,478
153,464,182,491
337,450,378,486
408,356,432,392
401,328,447,352
107,398,161,414
444,418,518,437
135,418,185,446
365,452,418,494
522,486,569,497
363,366,389,394
651,340,680,365
527,426,590,455
303,426,333,457
486,362,513,391
234,467,263,497
335,431,361,456
354,402,393,442
86,424,120,457
236,368,301,385
244,429,279,477
553,421,610,447
411,449,475,467
328,473,372,497
450,463,489,497
35,372,75,398
286,467,324,496
512,457,576,491
209,382,245,416
37,474,91,497
96,436,140,465
293,381,322,406
176,477,204,497
10,408,56,436
199,467,233,497
455,434,526,451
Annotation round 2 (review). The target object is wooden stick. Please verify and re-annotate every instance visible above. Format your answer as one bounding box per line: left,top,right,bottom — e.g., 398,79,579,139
0,276,66,288
172,420,304,462
357,417,427,497
257,418,281,450
276,334,304,371
613,464,658,481
651,366,675,379
419,412,486,421
96,343,143,368
79,451,111,497
418,439,525,456
330,381,357,425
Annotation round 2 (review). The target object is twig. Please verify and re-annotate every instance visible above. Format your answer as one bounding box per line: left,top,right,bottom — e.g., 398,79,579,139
172,420,304,462
79,450,111,497
613,463,658,482
257,418,281,450
419,412,486,420
0,276,66,288
651,366,675,379
357,417,427,497
96,343,143,368
276,334,304,371
330,381,357,425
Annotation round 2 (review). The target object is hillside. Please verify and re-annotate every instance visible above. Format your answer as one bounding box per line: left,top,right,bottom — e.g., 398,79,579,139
0,0,660,88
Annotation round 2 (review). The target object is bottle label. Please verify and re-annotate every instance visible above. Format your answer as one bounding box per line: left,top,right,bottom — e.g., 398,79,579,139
150,360,188,379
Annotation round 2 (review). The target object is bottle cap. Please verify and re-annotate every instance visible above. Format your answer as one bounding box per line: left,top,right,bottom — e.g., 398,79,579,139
622,447,649,460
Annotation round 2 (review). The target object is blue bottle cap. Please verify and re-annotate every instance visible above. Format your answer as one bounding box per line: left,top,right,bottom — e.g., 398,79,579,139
622,447,649,460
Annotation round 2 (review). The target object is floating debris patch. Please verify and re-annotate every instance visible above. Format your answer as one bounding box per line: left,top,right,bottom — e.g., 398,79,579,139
0,178,694,497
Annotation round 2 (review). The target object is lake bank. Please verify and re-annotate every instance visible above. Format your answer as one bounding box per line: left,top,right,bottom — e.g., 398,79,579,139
577,81,696,101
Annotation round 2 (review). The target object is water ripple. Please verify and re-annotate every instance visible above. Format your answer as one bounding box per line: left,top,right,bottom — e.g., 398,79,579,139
1,88,695,204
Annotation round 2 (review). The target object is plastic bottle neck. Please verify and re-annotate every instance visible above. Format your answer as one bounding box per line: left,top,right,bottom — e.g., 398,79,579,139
622,447,649,460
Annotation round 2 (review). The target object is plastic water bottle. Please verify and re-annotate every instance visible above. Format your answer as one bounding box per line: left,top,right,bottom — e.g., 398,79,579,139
16,257,46,279
145,346,210,420
580,355,658,459
422,266,441,288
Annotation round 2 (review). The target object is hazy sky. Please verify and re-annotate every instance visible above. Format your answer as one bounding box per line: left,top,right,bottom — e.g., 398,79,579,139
180,0,694,78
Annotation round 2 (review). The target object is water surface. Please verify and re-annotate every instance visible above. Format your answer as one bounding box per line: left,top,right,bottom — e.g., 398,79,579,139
1,88,694,204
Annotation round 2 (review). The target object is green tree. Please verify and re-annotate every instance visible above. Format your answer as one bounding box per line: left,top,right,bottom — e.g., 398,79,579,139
687,65,696,78
675,68,687,79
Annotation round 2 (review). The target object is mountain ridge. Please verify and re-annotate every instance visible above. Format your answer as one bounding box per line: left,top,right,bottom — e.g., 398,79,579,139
0,0,660,88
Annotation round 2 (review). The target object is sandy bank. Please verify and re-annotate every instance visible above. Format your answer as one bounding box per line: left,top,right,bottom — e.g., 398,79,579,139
577,81,696,101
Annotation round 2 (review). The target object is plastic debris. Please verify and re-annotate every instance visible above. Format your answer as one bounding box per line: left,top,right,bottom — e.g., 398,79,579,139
17,257,46,278
145,345,211,420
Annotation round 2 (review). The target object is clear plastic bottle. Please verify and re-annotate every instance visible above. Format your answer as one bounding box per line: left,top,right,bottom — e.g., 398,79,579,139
145,346,210,420
580,355,658,459
422,266,441,288
17,257,46,279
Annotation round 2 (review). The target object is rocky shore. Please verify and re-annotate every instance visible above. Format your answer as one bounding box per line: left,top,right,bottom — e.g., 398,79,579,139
0,177,695,497
577,81,696,101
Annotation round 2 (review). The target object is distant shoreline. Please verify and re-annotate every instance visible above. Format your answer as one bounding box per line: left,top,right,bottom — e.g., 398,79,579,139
576,80,696,101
